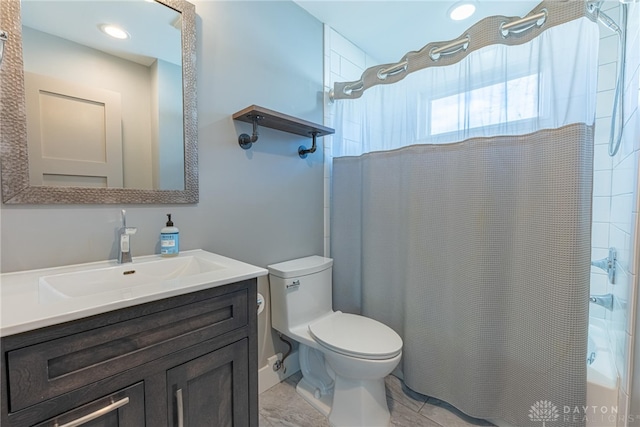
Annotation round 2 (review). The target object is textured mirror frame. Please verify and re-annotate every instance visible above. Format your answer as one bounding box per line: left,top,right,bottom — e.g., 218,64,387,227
0,0,198,204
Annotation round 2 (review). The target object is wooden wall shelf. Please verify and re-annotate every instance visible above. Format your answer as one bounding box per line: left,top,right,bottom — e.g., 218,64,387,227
232,105,335,158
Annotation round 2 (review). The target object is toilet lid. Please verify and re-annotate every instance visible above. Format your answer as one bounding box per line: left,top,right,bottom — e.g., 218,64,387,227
308,313,403,360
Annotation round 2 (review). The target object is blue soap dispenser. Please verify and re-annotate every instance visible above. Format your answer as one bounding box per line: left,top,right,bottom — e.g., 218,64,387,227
160,214,179,257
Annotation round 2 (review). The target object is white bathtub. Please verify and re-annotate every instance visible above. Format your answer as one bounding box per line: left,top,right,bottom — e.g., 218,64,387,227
491,321,620,427
586,320,619,427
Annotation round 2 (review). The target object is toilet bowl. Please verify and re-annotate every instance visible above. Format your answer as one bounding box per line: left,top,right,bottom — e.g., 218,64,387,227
268,256,403,427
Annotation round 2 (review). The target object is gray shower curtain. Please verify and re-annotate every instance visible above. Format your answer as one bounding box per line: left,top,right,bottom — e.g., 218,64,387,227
329,2,598,425
331,124,592,426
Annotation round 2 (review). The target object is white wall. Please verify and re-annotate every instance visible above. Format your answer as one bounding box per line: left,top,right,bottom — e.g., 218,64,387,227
621,0,640,421
322,26,379,256
591,2,618,320
590,1,640,422
1,0,325,371
591,2,635,417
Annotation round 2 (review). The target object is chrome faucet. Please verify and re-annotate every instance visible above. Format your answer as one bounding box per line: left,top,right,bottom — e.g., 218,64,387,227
589,293,614,311
591,247,617,284
118,209,137,264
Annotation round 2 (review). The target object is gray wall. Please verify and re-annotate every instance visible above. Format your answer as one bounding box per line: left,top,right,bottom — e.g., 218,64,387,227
1,0,324,367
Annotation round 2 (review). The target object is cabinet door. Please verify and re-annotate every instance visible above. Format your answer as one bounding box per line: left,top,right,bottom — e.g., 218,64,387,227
167,340,249,427
33,382,144,427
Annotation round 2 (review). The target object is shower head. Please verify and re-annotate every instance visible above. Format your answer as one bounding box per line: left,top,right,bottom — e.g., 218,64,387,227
588,1,623,35
597,9,622,35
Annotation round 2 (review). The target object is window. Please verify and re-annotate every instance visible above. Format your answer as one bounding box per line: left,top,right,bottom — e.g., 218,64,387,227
428,74,539,136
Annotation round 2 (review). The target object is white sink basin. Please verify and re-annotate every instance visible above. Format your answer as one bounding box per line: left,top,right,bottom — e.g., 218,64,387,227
1,250,268,337
39,255,225,300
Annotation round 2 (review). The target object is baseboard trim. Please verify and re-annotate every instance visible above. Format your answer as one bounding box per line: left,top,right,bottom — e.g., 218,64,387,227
258,350,300,394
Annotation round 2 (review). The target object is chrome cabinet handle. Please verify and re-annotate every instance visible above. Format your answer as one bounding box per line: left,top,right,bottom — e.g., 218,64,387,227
55,397,129,427
176,388,184,427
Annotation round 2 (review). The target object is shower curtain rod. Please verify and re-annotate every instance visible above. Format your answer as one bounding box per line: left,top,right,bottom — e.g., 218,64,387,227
330,1,597,101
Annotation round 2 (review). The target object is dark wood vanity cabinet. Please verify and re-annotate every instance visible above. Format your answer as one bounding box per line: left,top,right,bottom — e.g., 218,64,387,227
0,279,258,427
167,339,250,426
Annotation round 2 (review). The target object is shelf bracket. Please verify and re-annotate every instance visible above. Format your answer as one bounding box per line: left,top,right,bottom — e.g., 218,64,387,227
298,131,319,159
238,114,263,150
232,105,334,157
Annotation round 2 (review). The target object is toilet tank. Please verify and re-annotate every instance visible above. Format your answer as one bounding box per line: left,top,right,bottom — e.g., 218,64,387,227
268,256,334,335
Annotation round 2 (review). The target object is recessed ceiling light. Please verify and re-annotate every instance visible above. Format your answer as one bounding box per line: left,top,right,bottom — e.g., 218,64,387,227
99,24,130,40
449,2,476,21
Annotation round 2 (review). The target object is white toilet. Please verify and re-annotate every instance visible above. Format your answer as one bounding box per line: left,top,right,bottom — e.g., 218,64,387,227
268,256,403,427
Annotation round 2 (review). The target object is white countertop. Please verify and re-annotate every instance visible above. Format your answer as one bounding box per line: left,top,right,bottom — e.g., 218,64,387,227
0,250,267,337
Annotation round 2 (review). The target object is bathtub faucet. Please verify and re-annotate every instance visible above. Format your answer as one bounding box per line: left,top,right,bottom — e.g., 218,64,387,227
589,293,614,311
591,247,617,284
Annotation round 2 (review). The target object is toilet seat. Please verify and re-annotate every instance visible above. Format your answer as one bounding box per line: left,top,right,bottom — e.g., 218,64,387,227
308,312,402,360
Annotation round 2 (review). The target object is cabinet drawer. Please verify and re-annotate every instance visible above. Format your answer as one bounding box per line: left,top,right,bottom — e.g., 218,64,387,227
7,289,247,412
32,382,144,427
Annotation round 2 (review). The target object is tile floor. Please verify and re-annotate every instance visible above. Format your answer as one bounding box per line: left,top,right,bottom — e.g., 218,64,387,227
259,372,494,427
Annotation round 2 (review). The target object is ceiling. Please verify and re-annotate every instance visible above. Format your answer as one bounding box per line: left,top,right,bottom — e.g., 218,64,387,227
20,1,543,70
294,0,542,64
21,0,182,66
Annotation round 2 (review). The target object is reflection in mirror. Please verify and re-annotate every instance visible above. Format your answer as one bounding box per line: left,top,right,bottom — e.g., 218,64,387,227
22,0,184,190
0,0,197,204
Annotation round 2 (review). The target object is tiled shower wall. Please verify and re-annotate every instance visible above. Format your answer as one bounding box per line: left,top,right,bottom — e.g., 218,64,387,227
322,25,377,257
591,1,618,321
593,0,640,421
622,0,640,421
593,0,631,415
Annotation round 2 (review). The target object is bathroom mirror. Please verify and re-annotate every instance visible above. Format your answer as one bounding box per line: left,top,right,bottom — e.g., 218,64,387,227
0,0,198,204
